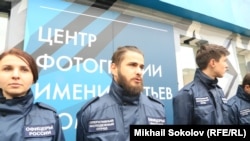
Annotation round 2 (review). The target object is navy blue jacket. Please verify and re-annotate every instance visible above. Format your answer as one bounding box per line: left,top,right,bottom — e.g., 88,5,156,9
76,79,166,141
0,89,65,141
227,85,250,124
173,69,229,124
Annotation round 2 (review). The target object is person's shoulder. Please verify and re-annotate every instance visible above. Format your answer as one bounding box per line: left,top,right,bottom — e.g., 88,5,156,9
34,102,57,113
143,95,164,107
76,96,108,118
179,81,195,93
78,96,100,112
227,95,238,106
175,82,195,96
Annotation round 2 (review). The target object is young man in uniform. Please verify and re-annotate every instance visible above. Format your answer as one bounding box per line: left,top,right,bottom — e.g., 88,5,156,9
76,45,166,141
173,44,230,124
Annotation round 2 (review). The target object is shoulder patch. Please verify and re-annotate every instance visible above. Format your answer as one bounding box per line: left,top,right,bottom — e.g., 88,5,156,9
79,96,100,112
147,95,164,107
35,102,56,112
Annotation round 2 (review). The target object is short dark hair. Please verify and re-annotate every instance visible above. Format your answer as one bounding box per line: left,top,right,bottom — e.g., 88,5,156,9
195,44,230,70
242,73,250,86
0,48,39,83
111,45,144,66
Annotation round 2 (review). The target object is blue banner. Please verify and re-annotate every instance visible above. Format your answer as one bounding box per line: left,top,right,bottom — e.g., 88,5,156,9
24,0,178,140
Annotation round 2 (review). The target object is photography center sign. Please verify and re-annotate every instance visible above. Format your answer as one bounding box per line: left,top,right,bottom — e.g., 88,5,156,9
24,0,178,140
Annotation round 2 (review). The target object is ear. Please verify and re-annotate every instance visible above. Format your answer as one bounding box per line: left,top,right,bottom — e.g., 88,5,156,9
209,58,216,68
110,63,117,76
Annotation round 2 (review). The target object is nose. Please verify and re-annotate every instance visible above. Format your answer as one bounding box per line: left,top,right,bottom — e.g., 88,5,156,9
136,67,143,75
225,63,229,69
12,69,20,79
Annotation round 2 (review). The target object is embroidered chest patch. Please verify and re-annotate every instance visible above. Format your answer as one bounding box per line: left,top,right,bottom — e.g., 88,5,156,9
88,118,116,132
147,117,166,125
221,97,227,104
240,108,250,117
24,124,55,138
195,97,211,106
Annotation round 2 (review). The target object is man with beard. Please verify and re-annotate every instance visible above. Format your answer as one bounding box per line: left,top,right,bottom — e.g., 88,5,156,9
76,45,166,141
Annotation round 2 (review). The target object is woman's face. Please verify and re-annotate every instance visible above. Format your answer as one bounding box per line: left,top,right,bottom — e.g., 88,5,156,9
0,54,34,99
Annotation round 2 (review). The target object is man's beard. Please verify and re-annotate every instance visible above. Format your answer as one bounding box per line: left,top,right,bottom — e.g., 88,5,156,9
117,71,143,96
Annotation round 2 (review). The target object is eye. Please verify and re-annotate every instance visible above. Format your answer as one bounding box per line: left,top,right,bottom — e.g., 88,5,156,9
129,63,137,67
132,63,137,67
3,66,12,71
140,65,144,69
20,66,30,72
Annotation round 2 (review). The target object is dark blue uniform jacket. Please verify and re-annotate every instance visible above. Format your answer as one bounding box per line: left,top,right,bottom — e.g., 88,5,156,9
0,89,65,141
173,69,229,125
76,79,166,141
227,85,250,124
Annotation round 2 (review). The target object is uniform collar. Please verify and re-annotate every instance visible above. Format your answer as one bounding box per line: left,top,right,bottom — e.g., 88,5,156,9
195,68,219,88
0,89,34,115
237,85,250,101
109,79,140,105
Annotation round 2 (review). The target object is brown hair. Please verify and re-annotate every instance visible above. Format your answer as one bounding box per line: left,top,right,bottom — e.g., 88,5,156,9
196,44,230,70
111,45,144,66
0,48,39,83
242,73,250,86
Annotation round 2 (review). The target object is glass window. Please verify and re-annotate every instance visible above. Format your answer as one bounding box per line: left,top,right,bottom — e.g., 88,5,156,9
237,54,247,83
179,44,197,85
0,12,8,52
